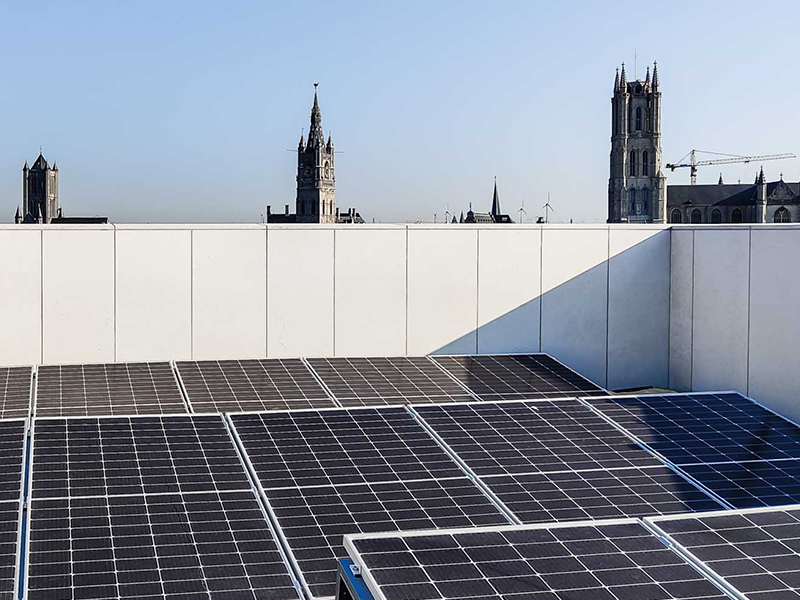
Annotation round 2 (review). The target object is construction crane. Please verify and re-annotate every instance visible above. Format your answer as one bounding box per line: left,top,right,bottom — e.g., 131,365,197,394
666,149,796,185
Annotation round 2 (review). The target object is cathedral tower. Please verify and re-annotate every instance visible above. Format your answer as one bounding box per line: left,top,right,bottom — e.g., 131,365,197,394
18,153,59,223
296,84,336,224
608,62,666,223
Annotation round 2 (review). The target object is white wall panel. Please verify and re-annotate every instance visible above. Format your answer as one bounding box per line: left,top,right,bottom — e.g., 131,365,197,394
692,229,750,393
607,229,670,390
42,228,115,364
748,229,800,421
541,228,608,387
334,228,406,357
668,229,694,391
115,229,192,362
477,228,541,354
268,228,334,358
407,229,477,355
0,229,41,365
192,228,266,360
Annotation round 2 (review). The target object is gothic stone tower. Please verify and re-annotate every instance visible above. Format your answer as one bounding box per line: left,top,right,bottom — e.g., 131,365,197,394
17,153,59,223
608,62,666,223
296,85,335,224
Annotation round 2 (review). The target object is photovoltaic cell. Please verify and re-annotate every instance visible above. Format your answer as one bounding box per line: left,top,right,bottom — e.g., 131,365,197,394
651,506,800,600
413,400,663,477
585,392,800,465
176,359,335,413
483,466,724,523
36,362,187,417
0,366,32,419
230,408,466,488
305,357,473,407
431,354,606,401
0,420,26,502
0,501,20,600
31,415,252,499
26,490,301,600
345,520,730,600
265,478,509,599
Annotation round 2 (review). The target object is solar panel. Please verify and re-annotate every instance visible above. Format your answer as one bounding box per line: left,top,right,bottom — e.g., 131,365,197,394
412,400,663,477
0,420,26,502
31,415,252,499
344,519,731,600
265,478,510,599
305,357,474,407
230,408,466,488
650,505,800,600
483,465,724,523
0,366,32,419
0,501,20,600
431,354,606,401
176,358,335,413
26,490,301,600
585,392,800,466
35,362,187,417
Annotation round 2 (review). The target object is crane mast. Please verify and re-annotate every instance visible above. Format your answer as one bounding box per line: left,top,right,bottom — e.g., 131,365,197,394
666,149,796,185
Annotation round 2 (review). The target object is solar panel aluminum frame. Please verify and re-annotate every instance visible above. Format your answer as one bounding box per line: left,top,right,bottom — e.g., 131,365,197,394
641,505,800,600
299,356,346,408
171,358,203,413
431,352,609,397
342,517,730,600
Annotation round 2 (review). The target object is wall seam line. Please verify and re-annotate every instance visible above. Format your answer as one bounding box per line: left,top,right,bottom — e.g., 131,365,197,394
666,229,672,388
265,226,269,358
475,229,480,354
332,229,336,356
538,227,544,353
404,226,409,356
190,229,194,360
604,226,611,389
746,228,752,396
40,230,43,365
690,229,695,390
113,226,117,362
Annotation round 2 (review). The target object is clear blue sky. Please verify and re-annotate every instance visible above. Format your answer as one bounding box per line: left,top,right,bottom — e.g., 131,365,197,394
1,0,798,223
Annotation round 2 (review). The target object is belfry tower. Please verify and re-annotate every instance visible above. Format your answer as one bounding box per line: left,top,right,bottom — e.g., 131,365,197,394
608,62,666,223
296,84,336,224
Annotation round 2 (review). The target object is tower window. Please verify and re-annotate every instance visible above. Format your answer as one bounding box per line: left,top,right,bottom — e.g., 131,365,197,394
629,150,636,176
642,187,650,214
628,188,636,215
691,209,702,224
732,208,743,223
635,106,642,131
671,209,682,223
775,207,791,223
642,150,649,176
711,209,722,223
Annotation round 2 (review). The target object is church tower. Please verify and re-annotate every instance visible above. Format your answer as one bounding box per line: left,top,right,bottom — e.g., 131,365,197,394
608,62,666,223
296,84,336,224
18,153,59,223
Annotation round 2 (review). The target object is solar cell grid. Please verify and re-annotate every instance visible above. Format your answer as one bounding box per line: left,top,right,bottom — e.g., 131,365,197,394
413,400,663,477
345,520,730,600
35,362,187,417
431,354,606,401
265,478,510,599
0,501,20,600
483,465,724,524
230,408,465,488
306,357,474,406
31,415,251,499
176,359,335,413
0,366,32,419
0,420,26,502
585,392,800,465
650,506,800,600
26,490,301,600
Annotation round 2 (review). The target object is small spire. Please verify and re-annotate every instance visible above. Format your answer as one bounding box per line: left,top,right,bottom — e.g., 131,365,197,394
718,173,723,185
52,161,58,171
620,62,627,89
491,178,501,217
23,161,29,170
645,65,651,86
652,61,659,88
780,172,784,181
758,166,765,184
613,68,620,92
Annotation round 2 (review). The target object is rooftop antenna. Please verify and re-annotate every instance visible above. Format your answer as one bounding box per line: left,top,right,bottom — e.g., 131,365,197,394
543,193,554,224
518,198,527,224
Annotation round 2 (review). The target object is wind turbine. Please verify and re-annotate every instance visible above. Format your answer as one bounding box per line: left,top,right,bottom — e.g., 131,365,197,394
518,199,527,224
543,193,554,224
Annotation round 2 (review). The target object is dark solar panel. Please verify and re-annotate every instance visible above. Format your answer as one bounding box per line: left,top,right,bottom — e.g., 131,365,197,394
651,506,800,600
345,520,730,600
413,400,663,477
306,357,474,406
176,358,335,413
681,459,800,509
36,362,187,417
31,415,252,499
484,465,724,523
0,420,26,502
265,478,509,599
585,392,800,465
0,366,32,419
230,408,466,488
431,353,606,401
0,501,20,600
26,490,301,600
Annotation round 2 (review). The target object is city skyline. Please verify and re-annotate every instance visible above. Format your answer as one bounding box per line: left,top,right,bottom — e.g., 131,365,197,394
1,0,798,224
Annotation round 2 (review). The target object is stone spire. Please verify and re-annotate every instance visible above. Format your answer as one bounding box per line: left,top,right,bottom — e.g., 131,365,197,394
652,61,659,89
308,83,325,147
620,62,627,89
645,65,651,87
491,178,501,217
758,166,765,184
718,173,724,185
614,68,620,92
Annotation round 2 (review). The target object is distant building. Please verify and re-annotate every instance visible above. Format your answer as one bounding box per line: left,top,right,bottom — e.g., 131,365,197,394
460,179,513,223
607,62,667,223
668,169,799,223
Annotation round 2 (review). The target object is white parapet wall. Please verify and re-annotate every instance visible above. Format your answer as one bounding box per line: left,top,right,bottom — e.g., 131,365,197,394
0,223,675,393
